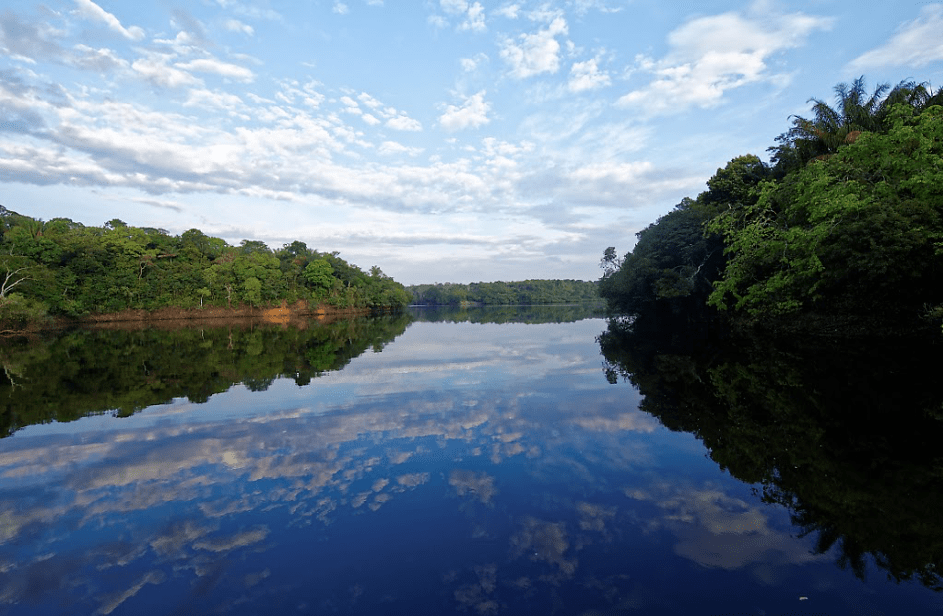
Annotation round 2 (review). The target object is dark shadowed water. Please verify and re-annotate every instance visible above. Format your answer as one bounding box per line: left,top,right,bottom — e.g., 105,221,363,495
0,307,941,615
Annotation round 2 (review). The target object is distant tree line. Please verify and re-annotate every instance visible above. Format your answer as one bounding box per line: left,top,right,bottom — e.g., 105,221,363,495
407,279,599,306
0,210,411,326
600,77,943,335
409,303,604,324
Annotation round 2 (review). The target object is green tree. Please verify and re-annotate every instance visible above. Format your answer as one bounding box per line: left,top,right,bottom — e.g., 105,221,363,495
710,104,943,320
770,77,940,173
243,276,262,307
303,259,334,299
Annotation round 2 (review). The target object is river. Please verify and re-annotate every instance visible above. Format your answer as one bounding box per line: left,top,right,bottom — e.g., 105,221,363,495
0,306,940,615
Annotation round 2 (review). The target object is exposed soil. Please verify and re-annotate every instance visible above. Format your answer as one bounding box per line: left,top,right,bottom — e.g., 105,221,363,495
42,300,373,332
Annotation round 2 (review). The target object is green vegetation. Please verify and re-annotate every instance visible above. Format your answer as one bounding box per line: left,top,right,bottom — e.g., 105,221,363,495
600,77,943,334
0,209,411,327
408,279,599,306
0,314,411,436
409,303,605,324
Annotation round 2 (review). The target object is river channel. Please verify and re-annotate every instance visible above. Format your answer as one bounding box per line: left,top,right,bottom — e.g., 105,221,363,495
0,306,940,615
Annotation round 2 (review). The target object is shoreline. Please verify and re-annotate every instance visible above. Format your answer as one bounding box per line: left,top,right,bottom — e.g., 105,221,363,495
3,301,377,334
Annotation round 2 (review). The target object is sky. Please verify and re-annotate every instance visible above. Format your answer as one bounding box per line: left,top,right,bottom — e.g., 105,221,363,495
1,0,941,285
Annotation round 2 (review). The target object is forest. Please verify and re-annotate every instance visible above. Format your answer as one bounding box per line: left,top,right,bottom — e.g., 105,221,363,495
407,279,599,306
0,210,413,327
599,77,943,335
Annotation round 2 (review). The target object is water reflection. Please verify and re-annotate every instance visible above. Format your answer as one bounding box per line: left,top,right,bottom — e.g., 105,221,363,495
0,314,411,435
0,313,939,614
599,315,943,592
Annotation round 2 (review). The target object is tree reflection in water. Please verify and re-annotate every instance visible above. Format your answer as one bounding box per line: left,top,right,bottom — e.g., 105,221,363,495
598,314,943,590
0,313,412,436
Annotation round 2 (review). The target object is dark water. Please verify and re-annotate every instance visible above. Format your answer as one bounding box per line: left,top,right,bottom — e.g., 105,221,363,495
0,308,941,615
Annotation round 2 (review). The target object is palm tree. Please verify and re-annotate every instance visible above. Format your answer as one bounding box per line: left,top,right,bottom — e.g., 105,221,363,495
769,77,940,172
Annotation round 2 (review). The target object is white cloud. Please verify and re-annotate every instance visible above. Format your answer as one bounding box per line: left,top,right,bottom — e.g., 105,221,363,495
176,58,255,82
333,2,350,15
440,0,467,15
459,2,486,33
500,16,568,79
70,44,129,72
357,92,383,109
568,58,610,92
460,53,488,72
386,115,423,131
569,0,622,16
361,113,381,125
848,6,943,70
617,8,832,116
339,95,361,114
73,0,144,41
427,15,448,29
495,4,520,19
439,91,491,131
183,88,248,117
224,19,254,36
132,54,202,88
378,141,423,156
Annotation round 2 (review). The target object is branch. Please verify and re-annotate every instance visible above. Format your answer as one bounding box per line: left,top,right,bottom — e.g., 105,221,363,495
0,266,33,299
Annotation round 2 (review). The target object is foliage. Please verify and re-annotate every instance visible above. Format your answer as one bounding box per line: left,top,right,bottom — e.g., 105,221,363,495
600,77,943,335
0,209,412,323
599,155,768,320
408,279,599,306
709,105,943,318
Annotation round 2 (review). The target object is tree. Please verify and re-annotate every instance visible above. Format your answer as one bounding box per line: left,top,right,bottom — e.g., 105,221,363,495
303,259,334,299
243,276,262,307
710,104,943,319
0,258,33,300
770,77,940,173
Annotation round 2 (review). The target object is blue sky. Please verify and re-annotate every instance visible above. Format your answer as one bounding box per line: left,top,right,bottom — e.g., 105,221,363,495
1,0,941,284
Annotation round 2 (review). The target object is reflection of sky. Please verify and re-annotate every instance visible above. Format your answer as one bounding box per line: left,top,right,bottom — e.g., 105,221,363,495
1,318,940,615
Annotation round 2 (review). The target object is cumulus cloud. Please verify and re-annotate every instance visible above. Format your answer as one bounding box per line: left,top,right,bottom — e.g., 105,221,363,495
500,16,568,78
73,0,145,41
460,53,488,72
617,7,832,116
436,0,486,32
132,53,202,88
386,115,423,131
333,2,350,15
848,6,943,70
567,58,610,92
460,2,486,33
494,4,521,19
439,90,491,131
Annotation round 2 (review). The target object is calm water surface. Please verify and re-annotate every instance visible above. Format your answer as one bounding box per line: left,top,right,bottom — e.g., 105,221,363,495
0,310,940,615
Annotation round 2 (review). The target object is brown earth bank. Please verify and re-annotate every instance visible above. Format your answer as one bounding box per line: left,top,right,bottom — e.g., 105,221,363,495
7,301,382,334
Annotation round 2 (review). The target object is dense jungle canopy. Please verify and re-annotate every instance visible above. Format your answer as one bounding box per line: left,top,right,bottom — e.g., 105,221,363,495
0,210,412,326
599,77,943,335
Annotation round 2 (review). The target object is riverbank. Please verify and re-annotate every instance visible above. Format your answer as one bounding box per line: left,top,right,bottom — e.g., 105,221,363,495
2,301,376,334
